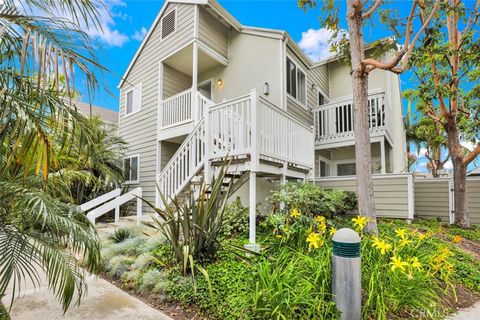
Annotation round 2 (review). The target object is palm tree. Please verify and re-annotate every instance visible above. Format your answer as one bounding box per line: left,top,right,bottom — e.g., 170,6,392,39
0,0,108,312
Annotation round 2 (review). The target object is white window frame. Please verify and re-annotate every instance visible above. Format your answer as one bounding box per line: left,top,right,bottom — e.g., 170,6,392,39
124,83,142,117
160,8,177,41
316,155,331,178
286,55,308,108
124,154,140,184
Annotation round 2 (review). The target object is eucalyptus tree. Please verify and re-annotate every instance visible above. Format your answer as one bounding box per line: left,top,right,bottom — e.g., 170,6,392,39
298,0,440,233
408,0,480,227
0,0,108,312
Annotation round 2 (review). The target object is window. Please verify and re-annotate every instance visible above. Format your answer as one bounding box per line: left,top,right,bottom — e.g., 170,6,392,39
161,9,176,40
125,85,142,115
124,155,139,183
337,163,356,176
286,58,306,104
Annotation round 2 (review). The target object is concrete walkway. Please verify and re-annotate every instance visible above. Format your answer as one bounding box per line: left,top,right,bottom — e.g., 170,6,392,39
449,301,480,320
3,274,173,320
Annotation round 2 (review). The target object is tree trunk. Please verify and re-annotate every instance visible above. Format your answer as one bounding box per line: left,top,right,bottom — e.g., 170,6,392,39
347,0,377,233
447,124,470,227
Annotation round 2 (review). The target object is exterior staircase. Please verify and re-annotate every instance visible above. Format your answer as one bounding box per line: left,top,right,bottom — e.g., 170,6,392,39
156,89,314,210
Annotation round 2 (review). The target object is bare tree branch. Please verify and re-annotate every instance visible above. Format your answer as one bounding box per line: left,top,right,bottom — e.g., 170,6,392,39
362,0,382,19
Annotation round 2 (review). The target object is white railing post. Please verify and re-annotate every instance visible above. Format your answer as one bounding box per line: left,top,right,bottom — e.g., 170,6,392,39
204,108,211,184
115,206,120,223
136,192,142,225
250,89,258,171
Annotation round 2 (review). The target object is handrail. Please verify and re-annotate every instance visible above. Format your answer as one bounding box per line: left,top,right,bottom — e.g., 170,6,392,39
258,96,312,131
162,88,192,104
86,187,142,225
79,188,121,211
160,89,193,129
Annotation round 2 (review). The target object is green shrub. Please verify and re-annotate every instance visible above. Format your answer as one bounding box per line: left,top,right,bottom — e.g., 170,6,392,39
133,252,156,271
220,198,249,238
106,255,135,278
139,269,170,295
269,182,357,216
109,228,132,243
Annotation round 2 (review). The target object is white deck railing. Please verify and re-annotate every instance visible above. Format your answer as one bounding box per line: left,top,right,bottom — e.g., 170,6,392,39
312,91,388,143
160,89,193,129
157,89,314,201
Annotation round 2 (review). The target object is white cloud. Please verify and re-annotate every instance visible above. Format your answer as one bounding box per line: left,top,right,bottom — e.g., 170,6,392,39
84,0,129,47
298,28,347,61
132,27,148,41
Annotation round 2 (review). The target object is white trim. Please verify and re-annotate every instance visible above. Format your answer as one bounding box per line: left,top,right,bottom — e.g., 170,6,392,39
160,7,177,42
279,38,285,110
124,154,140,184
241,27,285,40
193,4,199,38
315,172,414,182
160,39,194,62
197,40,229,65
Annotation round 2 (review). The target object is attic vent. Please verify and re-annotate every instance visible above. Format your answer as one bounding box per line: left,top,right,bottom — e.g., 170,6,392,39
161,9,176,40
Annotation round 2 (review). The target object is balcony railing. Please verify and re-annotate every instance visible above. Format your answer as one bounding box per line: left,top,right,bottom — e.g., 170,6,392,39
159,88,213,130
312,91,388,144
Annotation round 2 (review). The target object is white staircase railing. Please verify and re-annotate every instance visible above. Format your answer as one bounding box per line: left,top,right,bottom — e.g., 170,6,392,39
157,120,206,201
80,187,142,225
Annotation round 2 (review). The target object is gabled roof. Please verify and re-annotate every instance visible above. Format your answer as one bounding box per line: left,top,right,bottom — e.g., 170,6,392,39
117,0,372,88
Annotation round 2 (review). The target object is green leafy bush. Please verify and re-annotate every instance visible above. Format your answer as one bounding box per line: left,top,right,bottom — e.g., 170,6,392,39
220,198,249,238
139,269,170,296
269,182,357,216
106,255,135,278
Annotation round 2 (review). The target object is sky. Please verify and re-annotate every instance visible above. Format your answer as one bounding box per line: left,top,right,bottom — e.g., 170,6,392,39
71,0,477,172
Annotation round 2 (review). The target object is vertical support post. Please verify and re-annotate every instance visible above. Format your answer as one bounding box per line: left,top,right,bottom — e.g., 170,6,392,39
204,107,211,185
279,169,287,210
448,178,455,224
380,138,386,174
115,206,120,223
332,228,361,320
249,171,256,244
136,189,142,225
250,89,258,171
192,41,199,122
407,174,415,223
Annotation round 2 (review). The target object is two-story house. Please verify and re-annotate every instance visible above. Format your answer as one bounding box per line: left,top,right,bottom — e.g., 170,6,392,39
117,0,407,246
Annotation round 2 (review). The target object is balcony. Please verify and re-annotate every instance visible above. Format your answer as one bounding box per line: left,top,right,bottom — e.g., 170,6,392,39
158,88,213,140
312,91,391,148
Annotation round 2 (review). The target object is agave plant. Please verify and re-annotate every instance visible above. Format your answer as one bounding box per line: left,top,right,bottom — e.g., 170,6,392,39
143,161,237,276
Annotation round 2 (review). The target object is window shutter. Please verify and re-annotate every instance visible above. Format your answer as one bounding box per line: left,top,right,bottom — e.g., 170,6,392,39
161,10,176,39
133,85,142,112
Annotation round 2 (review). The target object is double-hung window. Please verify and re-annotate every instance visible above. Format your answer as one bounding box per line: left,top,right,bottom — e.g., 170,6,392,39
124,155,139,183
286,58,306,105
125,85,142,115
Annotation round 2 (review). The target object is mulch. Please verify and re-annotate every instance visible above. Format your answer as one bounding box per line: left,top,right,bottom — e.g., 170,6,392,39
442,284,480,311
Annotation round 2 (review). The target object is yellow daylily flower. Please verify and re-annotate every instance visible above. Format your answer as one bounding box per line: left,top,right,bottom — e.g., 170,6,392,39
399,237,412,247
372,237,392,255
410,257,422,270
352,216,368,231
417,233,426,241
306,232,324,250
290,207,301,219
390,256,409,272
395,228,407,239
314,216,326,224
329,227,337,238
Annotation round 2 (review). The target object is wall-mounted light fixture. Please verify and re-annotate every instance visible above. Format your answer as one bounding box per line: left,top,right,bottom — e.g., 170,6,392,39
263,82,270,95
311,83,316,90
217,79,223,87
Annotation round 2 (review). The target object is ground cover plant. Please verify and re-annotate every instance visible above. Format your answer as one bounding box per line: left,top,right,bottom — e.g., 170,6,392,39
100,182,480,320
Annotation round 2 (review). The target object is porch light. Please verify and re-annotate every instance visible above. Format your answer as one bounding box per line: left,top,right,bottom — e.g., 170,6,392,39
263,82,270,95
217,79,223,87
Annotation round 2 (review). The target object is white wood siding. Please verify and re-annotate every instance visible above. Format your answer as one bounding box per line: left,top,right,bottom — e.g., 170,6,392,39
315,174,411,218
198,7,228,58
119,3,195,210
